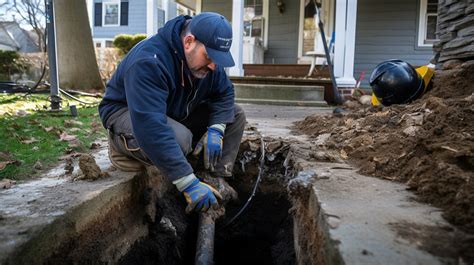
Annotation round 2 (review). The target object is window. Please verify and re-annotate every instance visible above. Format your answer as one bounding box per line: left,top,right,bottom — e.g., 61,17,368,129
418,0,439,46
245,0,263,17
244,0,267,45
105,41,114,48
157,0,166,29
95,1,128,27
103,2,120,26
244,18,264,39
177,3,195,16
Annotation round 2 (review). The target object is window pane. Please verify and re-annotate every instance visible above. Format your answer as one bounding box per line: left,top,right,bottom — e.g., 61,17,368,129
427,0,438,13
245,0,262,17
105,4,119,25
157,8,165,29
426,15,437,40
252,18,263,38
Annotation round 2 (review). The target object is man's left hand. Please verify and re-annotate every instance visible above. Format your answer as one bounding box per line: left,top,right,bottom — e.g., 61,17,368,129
193,126,224,170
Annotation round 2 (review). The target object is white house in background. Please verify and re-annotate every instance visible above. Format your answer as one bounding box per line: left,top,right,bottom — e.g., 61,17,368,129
85,0,195,49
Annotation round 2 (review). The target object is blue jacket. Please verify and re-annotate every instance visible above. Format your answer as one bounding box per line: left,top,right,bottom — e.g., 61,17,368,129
99,15,235,181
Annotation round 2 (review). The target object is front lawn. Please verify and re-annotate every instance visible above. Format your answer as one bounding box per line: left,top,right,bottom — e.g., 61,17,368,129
0,93,106,180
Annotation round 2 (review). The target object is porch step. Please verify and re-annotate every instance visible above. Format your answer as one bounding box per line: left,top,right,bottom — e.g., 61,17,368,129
233,83,326,107
243,64,329,78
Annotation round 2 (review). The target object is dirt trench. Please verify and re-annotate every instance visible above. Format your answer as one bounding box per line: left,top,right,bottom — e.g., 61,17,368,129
118,135,320,265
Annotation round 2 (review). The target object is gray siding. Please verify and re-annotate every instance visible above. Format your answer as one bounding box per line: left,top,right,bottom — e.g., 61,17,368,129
202,0,300,64
264,1,300,64
93,0,147,39
354,0,434,87
201,0,232,21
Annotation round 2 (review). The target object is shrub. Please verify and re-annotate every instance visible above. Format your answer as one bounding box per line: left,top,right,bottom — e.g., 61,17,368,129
0,50,30,80
113,34,147,55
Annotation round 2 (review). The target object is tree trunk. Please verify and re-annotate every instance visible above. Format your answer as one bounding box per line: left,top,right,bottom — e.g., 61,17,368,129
54,0,104,91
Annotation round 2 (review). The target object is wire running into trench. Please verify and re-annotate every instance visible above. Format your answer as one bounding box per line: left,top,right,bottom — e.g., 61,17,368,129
223,137,265,227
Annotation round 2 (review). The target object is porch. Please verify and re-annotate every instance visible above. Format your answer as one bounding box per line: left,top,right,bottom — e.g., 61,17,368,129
230,64,332,106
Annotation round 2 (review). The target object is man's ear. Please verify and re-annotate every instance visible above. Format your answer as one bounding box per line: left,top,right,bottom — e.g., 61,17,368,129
183,35,195,50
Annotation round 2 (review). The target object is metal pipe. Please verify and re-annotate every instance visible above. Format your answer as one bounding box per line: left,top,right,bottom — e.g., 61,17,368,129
195,212,215,265
45,0,61,110
315,1,343,105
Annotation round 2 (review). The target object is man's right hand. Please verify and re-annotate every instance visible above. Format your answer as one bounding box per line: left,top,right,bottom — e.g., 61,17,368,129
181,177,222,214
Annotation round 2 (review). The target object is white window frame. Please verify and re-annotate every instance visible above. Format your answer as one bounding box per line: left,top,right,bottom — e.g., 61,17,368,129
298,0,335,63
243,0,269,49
418,0,438,47
102,1,121,27
93,38,114,49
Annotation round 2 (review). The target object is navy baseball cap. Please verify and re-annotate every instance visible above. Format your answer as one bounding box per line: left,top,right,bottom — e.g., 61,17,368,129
189,12,235,67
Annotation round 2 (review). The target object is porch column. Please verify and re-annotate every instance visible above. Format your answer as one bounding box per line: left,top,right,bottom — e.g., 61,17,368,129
146,0,157,36
229,0,244,77
334,0,357,87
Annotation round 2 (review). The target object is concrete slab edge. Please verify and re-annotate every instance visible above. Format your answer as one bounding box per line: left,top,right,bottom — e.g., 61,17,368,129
2,172,152,265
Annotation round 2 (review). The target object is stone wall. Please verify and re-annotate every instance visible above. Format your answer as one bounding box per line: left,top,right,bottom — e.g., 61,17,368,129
431,0,474,98
433,0,474,64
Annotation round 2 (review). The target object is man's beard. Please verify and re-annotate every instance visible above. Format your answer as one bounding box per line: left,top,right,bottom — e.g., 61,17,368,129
190,66,210,79
186,47,211,79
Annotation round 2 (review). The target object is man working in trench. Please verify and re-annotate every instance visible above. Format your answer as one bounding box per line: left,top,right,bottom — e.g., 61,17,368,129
98,12,246,214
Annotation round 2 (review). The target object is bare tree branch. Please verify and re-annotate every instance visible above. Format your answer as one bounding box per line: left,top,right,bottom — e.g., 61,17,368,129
5,0,46,51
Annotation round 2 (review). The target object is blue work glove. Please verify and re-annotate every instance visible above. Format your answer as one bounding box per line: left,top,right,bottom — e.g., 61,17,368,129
193,125,225,171
178,175,222,214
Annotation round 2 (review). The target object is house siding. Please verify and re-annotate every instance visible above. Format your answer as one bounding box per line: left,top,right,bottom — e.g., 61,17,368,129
93,0,147,39
201,0,232,21
264,1,300,64
201,0,300,64
354,0,434,87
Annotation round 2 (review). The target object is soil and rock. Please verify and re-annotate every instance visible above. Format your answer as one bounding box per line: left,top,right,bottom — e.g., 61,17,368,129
76,153,110,180
295,63,474,232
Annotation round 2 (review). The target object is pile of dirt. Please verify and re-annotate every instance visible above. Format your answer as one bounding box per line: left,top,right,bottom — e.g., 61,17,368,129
295,66,473,231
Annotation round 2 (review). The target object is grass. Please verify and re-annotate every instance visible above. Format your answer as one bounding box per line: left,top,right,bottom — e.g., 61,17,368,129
0,93,106,180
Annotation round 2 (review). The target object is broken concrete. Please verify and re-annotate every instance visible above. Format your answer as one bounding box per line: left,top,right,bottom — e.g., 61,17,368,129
0,104,472,264
0,142,169,264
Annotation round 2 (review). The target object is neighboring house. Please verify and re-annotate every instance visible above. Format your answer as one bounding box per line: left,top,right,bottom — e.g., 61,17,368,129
86,0,195,48
179,0,437,88
0,21,40,53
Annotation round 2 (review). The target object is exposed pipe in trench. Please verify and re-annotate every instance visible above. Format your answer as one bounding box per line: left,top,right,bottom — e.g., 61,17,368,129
195,137,266,265
195,212,216,265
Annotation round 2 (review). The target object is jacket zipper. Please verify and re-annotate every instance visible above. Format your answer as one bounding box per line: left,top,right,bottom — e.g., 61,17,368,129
181,71,199,122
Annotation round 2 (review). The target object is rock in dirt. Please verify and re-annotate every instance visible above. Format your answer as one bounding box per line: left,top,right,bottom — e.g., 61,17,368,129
90,142,101,149
77,154,109,181
33,160,43,170
358,95,372,105
64,158,74,175
0,178,16,189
